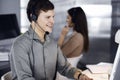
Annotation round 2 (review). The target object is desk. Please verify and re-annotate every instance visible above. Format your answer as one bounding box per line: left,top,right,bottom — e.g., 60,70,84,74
83,69,109,80
82,62,113,80
0,61,10,77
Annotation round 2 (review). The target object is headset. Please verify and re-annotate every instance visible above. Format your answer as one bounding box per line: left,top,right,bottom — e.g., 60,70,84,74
30,3,48,79
31,14,37,22
30,0,49,34
31,14,49,35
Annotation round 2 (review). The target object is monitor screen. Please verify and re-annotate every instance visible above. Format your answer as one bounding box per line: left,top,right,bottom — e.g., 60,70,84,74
0,14,20,40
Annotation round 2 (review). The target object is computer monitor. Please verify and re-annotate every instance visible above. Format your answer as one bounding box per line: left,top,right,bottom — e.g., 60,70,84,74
0,14,20,40
109,29,120,80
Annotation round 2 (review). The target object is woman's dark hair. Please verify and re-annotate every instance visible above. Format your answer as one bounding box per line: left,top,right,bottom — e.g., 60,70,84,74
68,7,89,52
27,0,54,22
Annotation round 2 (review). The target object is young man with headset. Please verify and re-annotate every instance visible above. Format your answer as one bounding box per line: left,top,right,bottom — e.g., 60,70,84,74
9,0,93,80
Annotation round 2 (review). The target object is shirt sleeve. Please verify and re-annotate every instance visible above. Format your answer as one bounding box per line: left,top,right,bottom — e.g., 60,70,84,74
57,46,78,79
9,41,35,80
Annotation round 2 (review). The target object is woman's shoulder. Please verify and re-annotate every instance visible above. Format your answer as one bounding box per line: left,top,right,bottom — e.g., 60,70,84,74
73,31,84,40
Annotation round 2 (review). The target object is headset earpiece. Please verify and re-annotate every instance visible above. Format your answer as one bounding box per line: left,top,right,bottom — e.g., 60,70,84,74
31,14,37,22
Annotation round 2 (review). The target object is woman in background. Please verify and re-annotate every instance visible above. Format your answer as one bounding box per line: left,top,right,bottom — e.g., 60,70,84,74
57,7,89,80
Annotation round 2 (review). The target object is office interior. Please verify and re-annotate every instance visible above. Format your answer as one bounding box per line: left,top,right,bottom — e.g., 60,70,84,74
0,0,120,78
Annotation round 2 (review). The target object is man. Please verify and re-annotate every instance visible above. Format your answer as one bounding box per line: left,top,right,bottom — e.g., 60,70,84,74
9,0,93,80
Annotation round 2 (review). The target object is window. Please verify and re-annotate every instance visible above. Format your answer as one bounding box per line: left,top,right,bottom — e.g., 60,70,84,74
20,0,29,33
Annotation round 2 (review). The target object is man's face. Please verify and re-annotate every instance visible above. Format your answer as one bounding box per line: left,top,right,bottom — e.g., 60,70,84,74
37,10,55,33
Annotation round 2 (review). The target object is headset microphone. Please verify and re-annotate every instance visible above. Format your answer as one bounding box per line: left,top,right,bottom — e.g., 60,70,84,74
36,22,49,35
31,14,49,35
45,31,49,35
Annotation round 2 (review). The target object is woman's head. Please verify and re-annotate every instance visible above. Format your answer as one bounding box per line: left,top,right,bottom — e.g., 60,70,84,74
68,7,89,52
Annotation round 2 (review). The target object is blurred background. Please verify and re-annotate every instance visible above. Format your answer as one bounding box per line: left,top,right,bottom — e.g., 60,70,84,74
0,0,120,78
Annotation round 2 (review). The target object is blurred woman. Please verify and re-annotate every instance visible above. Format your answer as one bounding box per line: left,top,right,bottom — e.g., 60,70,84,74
57,7,89,80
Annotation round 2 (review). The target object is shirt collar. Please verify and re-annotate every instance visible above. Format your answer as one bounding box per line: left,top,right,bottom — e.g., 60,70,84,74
27,25,51,43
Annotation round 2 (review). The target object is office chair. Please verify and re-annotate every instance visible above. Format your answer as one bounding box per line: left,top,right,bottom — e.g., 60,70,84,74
1,71,12,80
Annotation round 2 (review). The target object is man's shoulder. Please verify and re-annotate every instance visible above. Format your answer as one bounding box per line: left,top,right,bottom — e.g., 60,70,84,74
13,33,31,47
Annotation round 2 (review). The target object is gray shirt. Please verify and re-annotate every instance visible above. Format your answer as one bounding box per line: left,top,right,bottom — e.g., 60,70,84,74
9,26,77,80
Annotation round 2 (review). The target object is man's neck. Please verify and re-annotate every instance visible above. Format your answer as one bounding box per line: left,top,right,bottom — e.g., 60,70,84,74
31,22,45,42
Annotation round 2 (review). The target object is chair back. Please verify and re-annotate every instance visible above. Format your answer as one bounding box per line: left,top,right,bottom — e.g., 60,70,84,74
1,71,12,80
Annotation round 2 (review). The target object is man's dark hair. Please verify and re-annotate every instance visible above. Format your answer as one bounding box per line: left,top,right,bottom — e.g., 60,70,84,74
27,0,54,22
